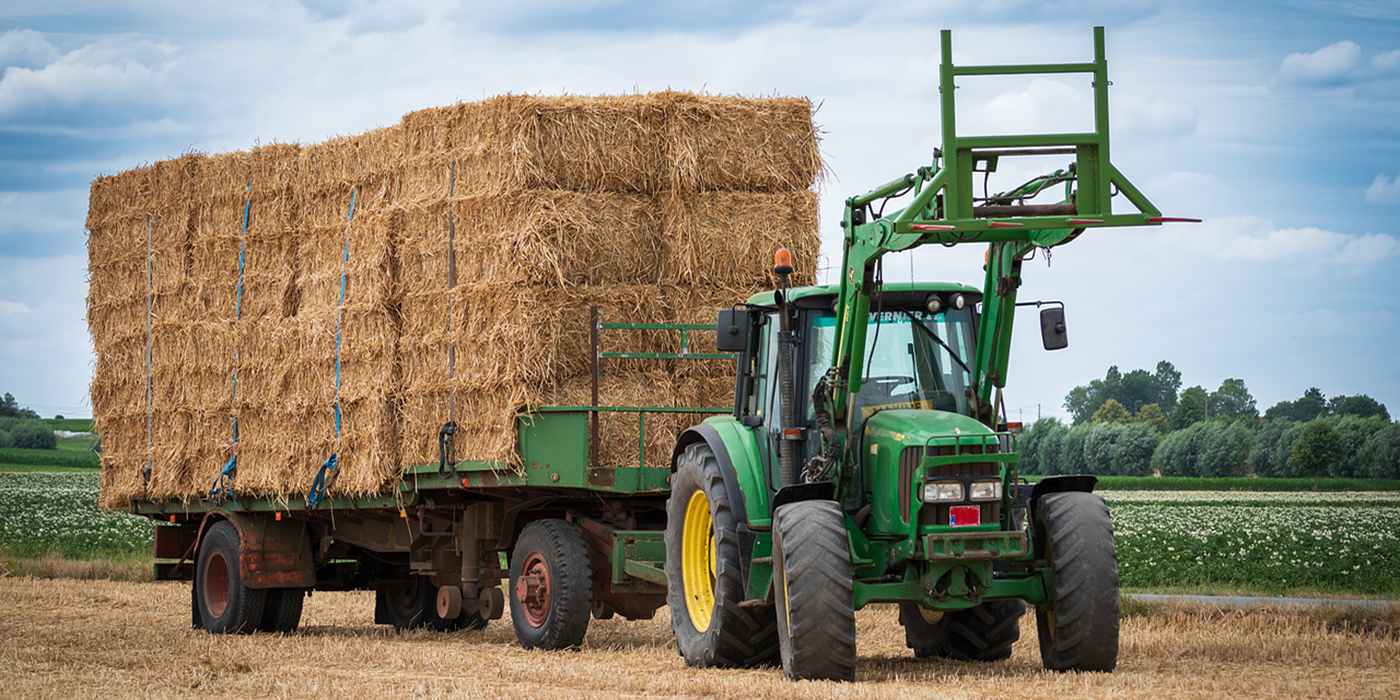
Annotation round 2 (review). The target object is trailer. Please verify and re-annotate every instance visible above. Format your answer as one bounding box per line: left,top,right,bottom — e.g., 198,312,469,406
138,312,725,648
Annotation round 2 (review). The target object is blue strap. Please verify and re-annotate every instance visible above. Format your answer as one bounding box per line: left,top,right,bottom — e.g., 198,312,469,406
306,454,337,508
311,187,355,508
209,456,237,503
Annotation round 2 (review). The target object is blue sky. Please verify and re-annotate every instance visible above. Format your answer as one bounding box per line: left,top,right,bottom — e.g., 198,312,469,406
1,0,1397,421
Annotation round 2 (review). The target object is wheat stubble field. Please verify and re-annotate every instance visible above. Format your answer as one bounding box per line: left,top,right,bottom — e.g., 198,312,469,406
2,577,1397,700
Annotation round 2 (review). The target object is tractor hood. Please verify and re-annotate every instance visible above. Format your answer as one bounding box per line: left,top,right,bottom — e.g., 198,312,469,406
861,409,995,450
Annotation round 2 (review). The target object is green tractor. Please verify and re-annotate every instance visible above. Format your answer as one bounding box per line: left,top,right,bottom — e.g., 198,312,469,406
663,27,1194,680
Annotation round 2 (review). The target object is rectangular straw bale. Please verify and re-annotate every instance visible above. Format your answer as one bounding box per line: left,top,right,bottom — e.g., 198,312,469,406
96,414,147,510
397,190,662,291
401,95,666,196
149,320,235,413
663,189,821,288
296,208,401,318
327,397,399,496
294,125,404,197
146,408,231,501
664,93,822,192
189,199,299,321
199,143,301,204
509,94,667,193
89,347,147,425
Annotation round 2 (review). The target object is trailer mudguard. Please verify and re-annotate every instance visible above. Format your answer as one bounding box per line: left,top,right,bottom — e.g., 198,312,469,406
202,511,317,589
671,417,772,529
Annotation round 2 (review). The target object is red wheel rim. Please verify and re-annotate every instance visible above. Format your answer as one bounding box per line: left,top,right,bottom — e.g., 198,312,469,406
203,549,231,618
515,550,551,627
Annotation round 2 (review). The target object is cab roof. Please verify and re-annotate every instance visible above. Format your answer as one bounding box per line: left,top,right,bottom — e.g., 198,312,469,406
746,282,982,309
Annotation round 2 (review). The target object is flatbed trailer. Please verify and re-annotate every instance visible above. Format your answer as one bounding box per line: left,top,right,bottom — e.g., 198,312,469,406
135,314,721,648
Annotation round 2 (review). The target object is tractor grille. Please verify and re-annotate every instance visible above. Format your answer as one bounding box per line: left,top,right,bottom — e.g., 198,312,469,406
899,443,1002,526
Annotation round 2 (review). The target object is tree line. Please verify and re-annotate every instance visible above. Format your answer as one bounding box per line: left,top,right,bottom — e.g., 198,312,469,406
0,392,58,450
1018,364,1399,481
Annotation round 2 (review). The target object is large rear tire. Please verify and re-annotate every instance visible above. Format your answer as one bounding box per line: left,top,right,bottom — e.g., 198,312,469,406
509,519,592,650
195,520,266,634
773,500,857,681
899,600,1024,661
258,587,305,633
665,442,779,668
1035,491,1119,672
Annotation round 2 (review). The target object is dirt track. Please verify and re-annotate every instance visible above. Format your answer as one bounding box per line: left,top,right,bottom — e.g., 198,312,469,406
2,577,1397,699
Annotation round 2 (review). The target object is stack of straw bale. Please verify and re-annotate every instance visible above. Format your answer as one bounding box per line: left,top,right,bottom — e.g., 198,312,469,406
88,92,822,509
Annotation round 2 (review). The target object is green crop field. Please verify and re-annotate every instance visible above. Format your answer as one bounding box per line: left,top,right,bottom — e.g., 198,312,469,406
0,472,151,559
1107,491,1400,597
3,472,1399,598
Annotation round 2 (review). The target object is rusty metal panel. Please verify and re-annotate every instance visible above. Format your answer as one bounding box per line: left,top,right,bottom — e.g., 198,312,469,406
227,512,316,589
153,523,199,559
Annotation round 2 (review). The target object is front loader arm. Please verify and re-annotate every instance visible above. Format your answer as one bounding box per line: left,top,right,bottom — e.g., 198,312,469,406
822,25,1191,441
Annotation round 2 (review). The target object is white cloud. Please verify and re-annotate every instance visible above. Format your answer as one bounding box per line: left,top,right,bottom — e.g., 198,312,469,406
0,29,60,69
1278,40,1362,86
0,300,32,314
1367,172,1400,205
1211,218,1400,269
1113,94,1198,139
0,36,179,124
1375,49,1400,74
970,78,1092,136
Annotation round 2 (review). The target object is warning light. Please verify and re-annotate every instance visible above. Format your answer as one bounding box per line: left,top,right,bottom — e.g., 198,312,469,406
773,248,793,275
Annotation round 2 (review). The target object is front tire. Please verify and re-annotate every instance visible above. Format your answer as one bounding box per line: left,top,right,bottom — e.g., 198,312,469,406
508,519,592,650
1035,491,1120,672
773,500,857,681
665,442,779,668
899,600,1024,661
195,520,266,634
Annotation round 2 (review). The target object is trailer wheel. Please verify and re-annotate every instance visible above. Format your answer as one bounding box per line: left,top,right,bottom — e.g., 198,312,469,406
1035,491,1119,672
665,442,779,668
195,520,266,634
258,587,306,634
773,500,856,681
899,599,1024,661
380,578,482,632
509,519,591,650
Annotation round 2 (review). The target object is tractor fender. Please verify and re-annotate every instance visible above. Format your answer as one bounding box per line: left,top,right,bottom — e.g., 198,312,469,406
672,420,771,529
196,510,316,589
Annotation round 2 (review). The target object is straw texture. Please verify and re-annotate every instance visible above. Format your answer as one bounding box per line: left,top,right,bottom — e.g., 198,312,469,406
88,92,822,507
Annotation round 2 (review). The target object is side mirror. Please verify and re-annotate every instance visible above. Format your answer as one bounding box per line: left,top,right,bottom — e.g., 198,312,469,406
716,309,749,352
1040,306,1068,351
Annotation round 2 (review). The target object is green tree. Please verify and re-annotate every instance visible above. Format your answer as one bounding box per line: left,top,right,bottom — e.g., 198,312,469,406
1250,419,1303,477
1208,378,1257,421
1290,420,1344,488
1358,423,1400,480
1326,414,1389,478
1058,425,1090,475
1134,403,1168,434
0,392,39,420
1091,398,1132,424
1083,422,1158,476
1330,395,1390,421
1267,387,1326,422
1170,385,1208,431
1196,421,1256,478
1017,418,1066,476
1151,361,1182,417
1063,360,1183,425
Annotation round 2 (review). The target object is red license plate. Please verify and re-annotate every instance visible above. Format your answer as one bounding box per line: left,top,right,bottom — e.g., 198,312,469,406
949,505,980,527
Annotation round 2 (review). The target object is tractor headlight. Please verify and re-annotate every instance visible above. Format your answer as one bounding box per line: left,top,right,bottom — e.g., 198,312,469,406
924,481,963,502
970,480,1002,501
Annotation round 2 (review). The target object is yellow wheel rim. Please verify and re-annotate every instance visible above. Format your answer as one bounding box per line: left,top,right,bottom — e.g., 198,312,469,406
682,490,716,631
919,606,944,625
